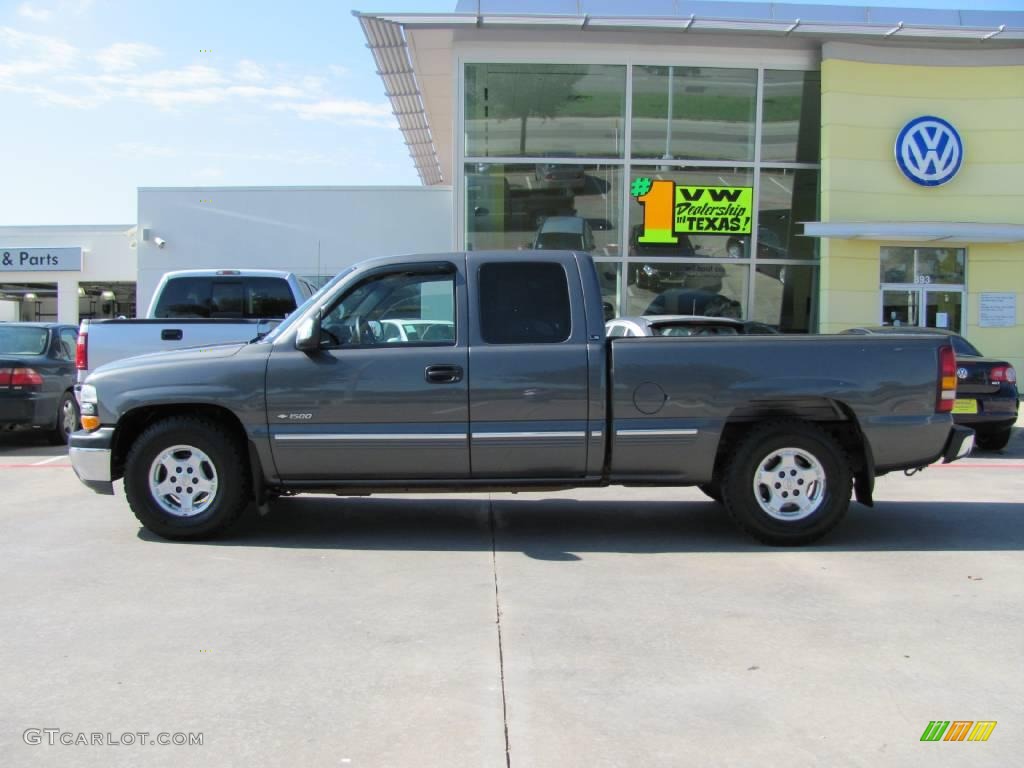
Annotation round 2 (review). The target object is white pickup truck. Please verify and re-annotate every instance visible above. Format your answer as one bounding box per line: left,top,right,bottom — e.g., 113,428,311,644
76,269,315,382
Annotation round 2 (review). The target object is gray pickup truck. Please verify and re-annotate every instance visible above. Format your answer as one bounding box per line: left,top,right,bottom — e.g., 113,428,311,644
69,251,973,546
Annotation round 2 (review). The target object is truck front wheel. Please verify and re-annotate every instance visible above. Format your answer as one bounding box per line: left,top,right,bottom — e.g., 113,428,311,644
123,416,251,540
721,421,851,546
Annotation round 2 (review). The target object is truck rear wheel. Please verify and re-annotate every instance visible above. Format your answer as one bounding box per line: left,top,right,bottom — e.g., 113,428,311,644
721,421,851,546
123,416,250,540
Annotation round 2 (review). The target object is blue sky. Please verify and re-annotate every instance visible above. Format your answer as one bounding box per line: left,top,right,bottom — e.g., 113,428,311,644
1,0,1022,225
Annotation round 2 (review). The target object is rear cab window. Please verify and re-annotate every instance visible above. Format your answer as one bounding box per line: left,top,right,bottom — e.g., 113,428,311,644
153,276,298,319
478,262,571,344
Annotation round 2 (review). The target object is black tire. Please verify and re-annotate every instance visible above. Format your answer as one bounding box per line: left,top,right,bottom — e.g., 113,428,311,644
697,483,722,503
123,416,251,540
49,391,79,446
975,427,1012,451
721,421,851,546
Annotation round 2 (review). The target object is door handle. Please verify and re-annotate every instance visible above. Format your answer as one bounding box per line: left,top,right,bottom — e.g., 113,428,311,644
161,329,183,341
425,364,463,384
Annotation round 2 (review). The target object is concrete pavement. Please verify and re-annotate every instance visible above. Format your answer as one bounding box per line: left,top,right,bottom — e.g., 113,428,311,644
0,424,1021,767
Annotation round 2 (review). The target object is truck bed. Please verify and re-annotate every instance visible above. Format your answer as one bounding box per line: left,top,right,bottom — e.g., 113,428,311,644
607,333,952,478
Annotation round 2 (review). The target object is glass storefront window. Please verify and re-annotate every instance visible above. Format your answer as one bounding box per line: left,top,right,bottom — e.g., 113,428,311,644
465,63,626,158
627,261,748,318
727,169,819,261
595,261,621,321
880,247,965,285
752,264,817,332
631,66,757,161
465,163,622,253
462,61,823,332
627,167,754,259
761,70,821,163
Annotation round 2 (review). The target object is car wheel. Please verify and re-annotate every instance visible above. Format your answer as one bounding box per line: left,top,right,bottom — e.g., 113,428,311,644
697,483,722,503
50,391,79,446
721,421,851,546
123,416,251,540
974,427,1012,451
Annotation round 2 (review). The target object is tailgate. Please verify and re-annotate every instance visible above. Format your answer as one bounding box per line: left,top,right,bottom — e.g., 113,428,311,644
79,319,264,380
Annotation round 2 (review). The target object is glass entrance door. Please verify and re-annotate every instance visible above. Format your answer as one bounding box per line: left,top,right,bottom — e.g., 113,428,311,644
879,246,966,334
880,286,964,333
924,289,963,332
881,289,919,328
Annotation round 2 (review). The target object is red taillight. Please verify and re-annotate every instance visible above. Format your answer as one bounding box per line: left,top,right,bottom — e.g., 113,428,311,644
0,368,11,387
938,345,957,413
9,368,43,390
990,365,1017,384
76,331,88,370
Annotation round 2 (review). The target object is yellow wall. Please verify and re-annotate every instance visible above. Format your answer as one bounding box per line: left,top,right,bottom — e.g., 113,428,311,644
820,54,1024,372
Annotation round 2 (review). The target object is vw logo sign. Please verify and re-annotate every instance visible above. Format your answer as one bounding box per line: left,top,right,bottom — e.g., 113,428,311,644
956,367,969,380
895,116,964,187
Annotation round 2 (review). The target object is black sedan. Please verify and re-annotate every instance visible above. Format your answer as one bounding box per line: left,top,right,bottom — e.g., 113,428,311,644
0,323,80,444
842,327,1018,450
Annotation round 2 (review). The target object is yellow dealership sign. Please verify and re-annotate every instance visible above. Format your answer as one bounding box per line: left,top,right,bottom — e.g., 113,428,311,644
631,177,753,244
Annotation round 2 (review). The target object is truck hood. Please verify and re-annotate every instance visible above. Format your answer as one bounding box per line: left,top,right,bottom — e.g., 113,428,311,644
89,342,248,379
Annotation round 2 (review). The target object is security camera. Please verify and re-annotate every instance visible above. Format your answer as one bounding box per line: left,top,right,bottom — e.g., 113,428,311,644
153,237,167,249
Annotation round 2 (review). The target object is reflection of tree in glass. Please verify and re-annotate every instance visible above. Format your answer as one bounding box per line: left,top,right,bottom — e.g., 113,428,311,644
470,65,585,155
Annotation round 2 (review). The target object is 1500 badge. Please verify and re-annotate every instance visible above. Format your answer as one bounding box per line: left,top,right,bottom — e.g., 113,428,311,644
276,413,313,420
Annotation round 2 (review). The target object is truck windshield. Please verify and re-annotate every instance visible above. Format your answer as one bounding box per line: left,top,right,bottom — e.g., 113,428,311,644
0,326,49,355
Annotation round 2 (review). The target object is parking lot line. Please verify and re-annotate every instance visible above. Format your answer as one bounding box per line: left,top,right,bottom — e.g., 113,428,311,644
32,455,68,465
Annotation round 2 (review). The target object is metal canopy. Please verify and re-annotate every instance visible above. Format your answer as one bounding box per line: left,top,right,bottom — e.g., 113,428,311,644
803,222,1024,244
357,14,444,185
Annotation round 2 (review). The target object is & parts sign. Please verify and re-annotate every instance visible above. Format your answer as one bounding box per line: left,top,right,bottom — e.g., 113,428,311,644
1,247,82,272
631,177,753,245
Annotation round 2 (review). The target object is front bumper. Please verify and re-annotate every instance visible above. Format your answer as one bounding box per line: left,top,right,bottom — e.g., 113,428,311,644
942,425,975,464
69,427,116,495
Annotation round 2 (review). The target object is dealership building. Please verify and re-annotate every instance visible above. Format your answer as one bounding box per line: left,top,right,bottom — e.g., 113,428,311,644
354,0,1023,367
2,2,1022,369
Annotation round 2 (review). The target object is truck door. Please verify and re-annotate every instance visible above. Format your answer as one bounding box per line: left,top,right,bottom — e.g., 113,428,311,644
265,260,470,481
466,253,590,478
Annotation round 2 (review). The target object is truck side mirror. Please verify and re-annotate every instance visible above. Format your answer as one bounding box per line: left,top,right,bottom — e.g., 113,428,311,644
295,311,322,352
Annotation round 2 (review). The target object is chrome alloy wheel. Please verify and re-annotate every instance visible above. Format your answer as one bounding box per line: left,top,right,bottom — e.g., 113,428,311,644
61,398,77,435
752,447,826,521
148,445,219,517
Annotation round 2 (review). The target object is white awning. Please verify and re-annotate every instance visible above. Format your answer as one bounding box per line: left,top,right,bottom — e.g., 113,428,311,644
802,222,1024,244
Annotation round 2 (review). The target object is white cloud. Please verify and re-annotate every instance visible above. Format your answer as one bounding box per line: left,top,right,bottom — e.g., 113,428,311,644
94,42,160,73
328,65,349,78
276,98,394,126
0,26,77,79
236,59,265,82
17,3,53,22
0,26,394,126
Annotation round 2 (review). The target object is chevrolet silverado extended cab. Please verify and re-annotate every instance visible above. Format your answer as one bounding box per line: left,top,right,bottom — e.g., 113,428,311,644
75,269,314,382
69,251,973,546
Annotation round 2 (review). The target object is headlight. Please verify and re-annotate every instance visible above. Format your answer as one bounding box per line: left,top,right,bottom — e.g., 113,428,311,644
642,265,657,277
78,384,100,431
